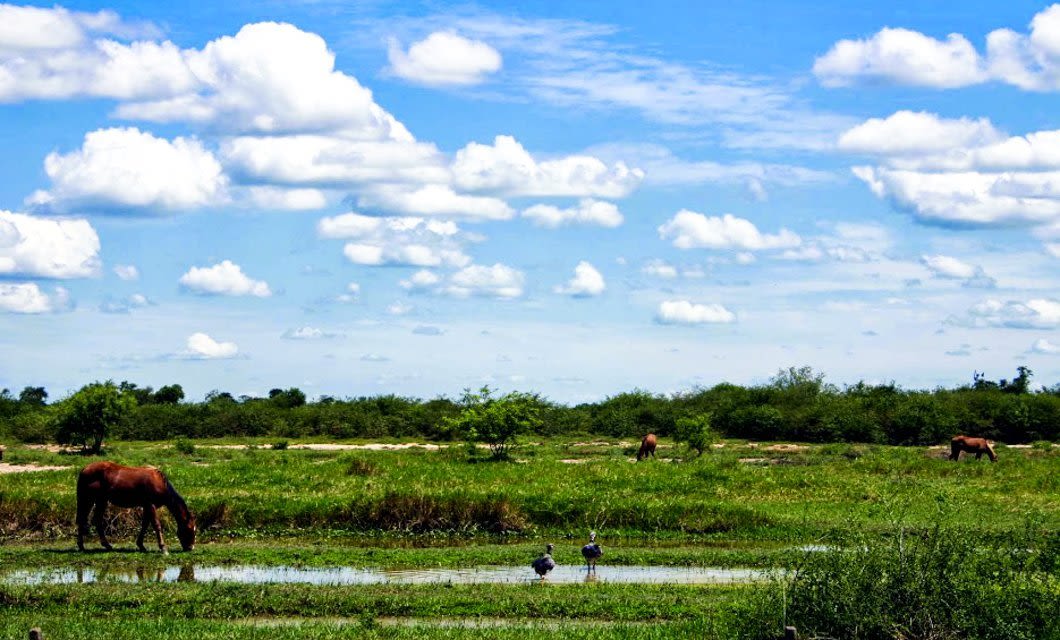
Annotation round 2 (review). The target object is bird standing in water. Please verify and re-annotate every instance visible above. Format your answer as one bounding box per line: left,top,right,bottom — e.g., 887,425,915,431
581,531,603,572
531,543,556,580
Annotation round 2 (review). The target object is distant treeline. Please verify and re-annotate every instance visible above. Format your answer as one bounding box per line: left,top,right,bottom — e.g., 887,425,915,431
2,366,1058,446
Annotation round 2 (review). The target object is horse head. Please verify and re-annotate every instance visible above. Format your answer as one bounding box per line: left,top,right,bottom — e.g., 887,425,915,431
177,514,197,552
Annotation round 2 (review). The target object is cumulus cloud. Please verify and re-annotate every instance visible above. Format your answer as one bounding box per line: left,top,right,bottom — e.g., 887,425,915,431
183,332,238,359
814,28,984,88
920,254,979,279
387,31,502,86
387,302,413,315
521,199,623,228
179,260,271,297
99,293,151,314
0,283,71,313
655,300,735,325
451,135,643,198
357,184,513,221
838,111,1001,155
318,212,471,268
0,210,100,278
443,263,524,298
282,326,338,340
400,269,442,291
951,298,1060,329
815,5,1060,91
113,264,139,280
1030,338,1060,354
641,259,678,278
220,136,447,189
554,261,605,297
658,210,800,251
28,127,226,213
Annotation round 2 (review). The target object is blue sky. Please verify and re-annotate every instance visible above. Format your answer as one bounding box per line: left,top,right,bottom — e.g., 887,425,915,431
2,1,1060,402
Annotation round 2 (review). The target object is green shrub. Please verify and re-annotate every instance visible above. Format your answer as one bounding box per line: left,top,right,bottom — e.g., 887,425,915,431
173,437,196,455
673,414,715,456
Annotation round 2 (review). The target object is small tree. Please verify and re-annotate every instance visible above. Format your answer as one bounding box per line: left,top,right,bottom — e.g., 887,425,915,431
673,414,715,457
448,386,541,460
18,386,48,407
54,381,137,454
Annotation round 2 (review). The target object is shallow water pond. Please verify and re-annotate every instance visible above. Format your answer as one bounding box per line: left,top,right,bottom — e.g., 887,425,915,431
2,564,768,585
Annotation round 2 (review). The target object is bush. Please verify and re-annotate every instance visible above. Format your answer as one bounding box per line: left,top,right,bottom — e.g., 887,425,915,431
173,437,196,455
54,381,137,454
272,440,289,450
447,387,542,460
673,414,715,456
781,521,1059,640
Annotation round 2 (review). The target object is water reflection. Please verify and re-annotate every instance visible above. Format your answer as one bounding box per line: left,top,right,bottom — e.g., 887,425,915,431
3,564,767,586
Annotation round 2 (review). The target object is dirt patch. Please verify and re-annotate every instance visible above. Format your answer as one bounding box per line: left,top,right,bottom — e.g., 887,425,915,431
22,444,74,453
763,444,808,452
559,459,588,464
0,462,71,474
203,443,445,451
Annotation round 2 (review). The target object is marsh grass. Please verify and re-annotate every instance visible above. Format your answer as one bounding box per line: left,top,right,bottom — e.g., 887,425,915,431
0,439,1056,542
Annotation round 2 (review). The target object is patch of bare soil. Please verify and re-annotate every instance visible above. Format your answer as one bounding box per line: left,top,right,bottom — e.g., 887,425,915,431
22,444,73,453
0,462,71,474
559,459,588,464
738,457,791,465
763,444,808,452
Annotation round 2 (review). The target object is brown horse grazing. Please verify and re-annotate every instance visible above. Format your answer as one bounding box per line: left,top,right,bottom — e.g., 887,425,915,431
950,435,997,462
637,433,657,461
76,462,196,553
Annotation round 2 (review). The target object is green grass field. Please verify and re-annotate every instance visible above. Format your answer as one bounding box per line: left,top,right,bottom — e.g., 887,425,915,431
1,437,1057,638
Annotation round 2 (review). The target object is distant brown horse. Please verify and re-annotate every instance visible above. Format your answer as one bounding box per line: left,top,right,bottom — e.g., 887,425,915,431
76,462,196,553
949,435,997,462
637,433,657,461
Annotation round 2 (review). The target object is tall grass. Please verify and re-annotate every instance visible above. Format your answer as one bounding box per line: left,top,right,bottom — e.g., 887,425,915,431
777,520,1060,639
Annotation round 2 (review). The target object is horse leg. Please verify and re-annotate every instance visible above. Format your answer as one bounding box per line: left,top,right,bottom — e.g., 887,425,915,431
76,493,93,551
136,506,152,552
151,505,168,554
93,500,112,551
975,451,983,460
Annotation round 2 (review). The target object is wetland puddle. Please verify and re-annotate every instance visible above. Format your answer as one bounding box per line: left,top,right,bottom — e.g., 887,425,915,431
2,564,767,586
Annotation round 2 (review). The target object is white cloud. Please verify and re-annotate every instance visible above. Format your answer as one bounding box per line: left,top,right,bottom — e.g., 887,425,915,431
444,263,524,298
113,264,139,280
318,212,471,268
29,127,226,213
1047,242,1060,258
1030,338,1060,354
554,261,605,297
220,136,447,188
400,269,441,290
99,293,151,314
387,31,502,86
184,332,238,359
242,186,328,210
838,111,1001,155
655,300,735,325
521,199,623,228
357,184,513,221
282,326,337,340
641,259,678,278
920,255,977,279
451,135,643,197
852,165,1060,226
117,22,412,138
0,283,71,314
953,298,1060,329
387,302,413,315
815,5,1060,91
0,210,100,278
179,260,271,297
658,210,800,251
814,28,984,88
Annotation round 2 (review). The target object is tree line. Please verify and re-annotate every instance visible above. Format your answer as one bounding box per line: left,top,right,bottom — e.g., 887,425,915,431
1,366,1058,451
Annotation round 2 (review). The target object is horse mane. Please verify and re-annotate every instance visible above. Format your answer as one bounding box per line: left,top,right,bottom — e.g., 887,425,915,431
161,472,192,524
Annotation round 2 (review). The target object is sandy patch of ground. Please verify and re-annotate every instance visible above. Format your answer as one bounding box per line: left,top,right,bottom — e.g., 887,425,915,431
0,462,71,474
763,444,808,452
21,444,74,453
559,459,588,464
203,443,444,451
738,457,786,465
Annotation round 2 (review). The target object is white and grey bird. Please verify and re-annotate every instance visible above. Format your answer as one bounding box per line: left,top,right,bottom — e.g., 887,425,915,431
531,543,556,579
581,531,603,572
